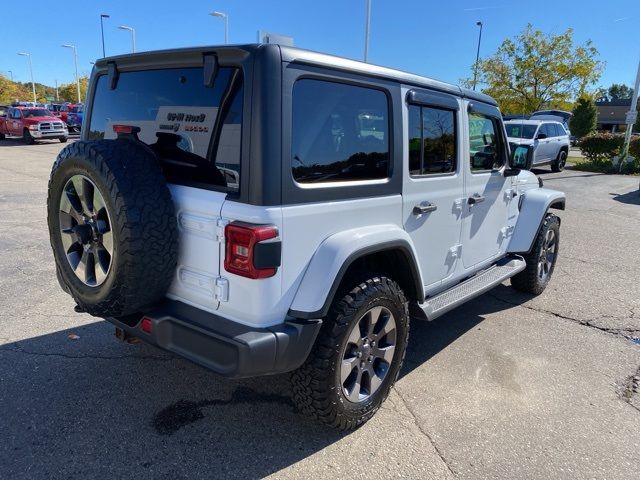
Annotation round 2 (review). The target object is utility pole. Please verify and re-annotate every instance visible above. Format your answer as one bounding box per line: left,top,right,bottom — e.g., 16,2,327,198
364,0,371,62
473,21,483,91
618,54,640,172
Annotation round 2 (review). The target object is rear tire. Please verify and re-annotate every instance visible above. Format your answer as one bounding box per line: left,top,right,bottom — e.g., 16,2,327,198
291,276,409,431
23,129,34,145
551,149,567,172
511,214,560,295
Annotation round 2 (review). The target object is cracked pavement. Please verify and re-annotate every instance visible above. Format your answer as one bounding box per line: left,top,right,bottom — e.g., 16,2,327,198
1,140,639,479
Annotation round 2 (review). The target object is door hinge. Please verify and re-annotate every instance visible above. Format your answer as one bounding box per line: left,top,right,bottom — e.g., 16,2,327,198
500,225,515,239
449,244,462,258
214,276,229,302
216,218,230,242
504,189,517,201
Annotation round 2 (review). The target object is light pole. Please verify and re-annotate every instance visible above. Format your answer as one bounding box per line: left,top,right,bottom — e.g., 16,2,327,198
17,52,36,103
473,21,483,91
100,14,110,57
8,70,13,81
364,0,371,62
209,11,229,44
62,44,81,103
118,25,136,53
618,55,640,172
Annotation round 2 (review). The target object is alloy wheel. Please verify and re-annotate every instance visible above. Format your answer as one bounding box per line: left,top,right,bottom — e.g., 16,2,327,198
58,175,113,287
340,306,397,403
537,229,556,281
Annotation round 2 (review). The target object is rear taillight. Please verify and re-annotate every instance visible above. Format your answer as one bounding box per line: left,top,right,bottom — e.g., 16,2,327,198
224,223,280,279
112,124,138,134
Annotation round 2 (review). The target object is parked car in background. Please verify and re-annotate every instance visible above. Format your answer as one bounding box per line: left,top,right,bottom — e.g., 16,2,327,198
530,109,574,144
0,106,68,144
502,113,529,121
65,104,83,133
505,119,570,172
530,109,572,124
59,103,82,124
46,104,63,118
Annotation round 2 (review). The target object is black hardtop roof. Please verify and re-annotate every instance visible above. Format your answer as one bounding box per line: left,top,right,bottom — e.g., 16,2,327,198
95,43,497,106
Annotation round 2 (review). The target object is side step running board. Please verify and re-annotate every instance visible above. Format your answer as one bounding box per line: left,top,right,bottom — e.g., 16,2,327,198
419,256,526,321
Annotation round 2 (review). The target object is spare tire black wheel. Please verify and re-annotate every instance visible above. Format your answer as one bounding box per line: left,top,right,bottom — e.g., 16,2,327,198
47,139,178,317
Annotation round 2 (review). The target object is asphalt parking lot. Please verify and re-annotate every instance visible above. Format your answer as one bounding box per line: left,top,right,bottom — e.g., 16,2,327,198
1,138,639,479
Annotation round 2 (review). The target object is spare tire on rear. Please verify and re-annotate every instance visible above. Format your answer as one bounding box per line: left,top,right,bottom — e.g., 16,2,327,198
47,139,178,317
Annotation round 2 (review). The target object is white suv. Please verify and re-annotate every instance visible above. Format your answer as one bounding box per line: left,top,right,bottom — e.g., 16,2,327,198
505,120,570,172
47,45,565,430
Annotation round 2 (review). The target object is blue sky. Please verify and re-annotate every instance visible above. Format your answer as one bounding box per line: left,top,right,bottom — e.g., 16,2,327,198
1,0,638,91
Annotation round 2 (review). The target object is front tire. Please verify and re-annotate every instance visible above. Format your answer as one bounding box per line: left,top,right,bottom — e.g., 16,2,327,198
59,136,68,143
511,214,560,295
291,276,409,430
552,149,567,172
23,129,35,145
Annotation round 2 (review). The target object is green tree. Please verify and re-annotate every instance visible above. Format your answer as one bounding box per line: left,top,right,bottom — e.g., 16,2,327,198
607,83,633,100
0,75,31,104
465,25,603,114
570,96,597,138
58,76,89,103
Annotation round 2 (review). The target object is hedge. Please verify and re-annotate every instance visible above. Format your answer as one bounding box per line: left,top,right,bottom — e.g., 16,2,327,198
579,133,624,162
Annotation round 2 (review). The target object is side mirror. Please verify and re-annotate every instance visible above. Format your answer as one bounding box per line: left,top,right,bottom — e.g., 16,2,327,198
536,133,547,140
507,144,533,173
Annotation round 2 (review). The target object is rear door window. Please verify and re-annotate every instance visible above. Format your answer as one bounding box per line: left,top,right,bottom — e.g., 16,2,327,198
408,105,456,175
88,67,243,192
540,124,554,137
291,79,390,184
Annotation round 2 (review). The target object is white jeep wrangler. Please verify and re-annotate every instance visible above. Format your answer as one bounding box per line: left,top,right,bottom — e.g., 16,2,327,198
47,44,565,430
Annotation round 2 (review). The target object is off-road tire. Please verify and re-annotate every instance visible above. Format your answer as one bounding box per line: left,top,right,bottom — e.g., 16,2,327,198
23,129,34,145
511,213,560,295
47,139,178,317
551,149,567,172
291,276,409,431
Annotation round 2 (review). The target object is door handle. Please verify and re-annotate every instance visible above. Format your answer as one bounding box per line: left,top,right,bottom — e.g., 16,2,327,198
468,194,486,205
413,201,438,215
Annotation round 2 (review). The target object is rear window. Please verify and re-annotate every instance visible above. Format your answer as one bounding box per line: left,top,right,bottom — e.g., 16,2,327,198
88,66,243,192
291,79,390,184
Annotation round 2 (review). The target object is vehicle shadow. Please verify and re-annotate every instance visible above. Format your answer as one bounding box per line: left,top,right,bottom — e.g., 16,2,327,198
610,190,640,205
0,285,526,479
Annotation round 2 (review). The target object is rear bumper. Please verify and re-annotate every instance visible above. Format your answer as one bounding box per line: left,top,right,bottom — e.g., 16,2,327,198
107,300,322,378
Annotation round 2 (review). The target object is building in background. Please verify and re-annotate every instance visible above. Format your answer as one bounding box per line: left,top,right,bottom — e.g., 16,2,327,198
596,99,631,133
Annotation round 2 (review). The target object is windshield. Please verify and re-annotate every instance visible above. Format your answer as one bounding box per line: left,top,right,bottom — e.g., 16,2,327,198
69,105,81,113
505,123,537,139
22,109,51,118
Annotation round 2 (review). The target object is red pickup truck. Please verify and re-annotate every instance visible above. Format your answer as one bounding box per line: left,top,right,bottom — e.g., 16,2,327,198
0,106,68,144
